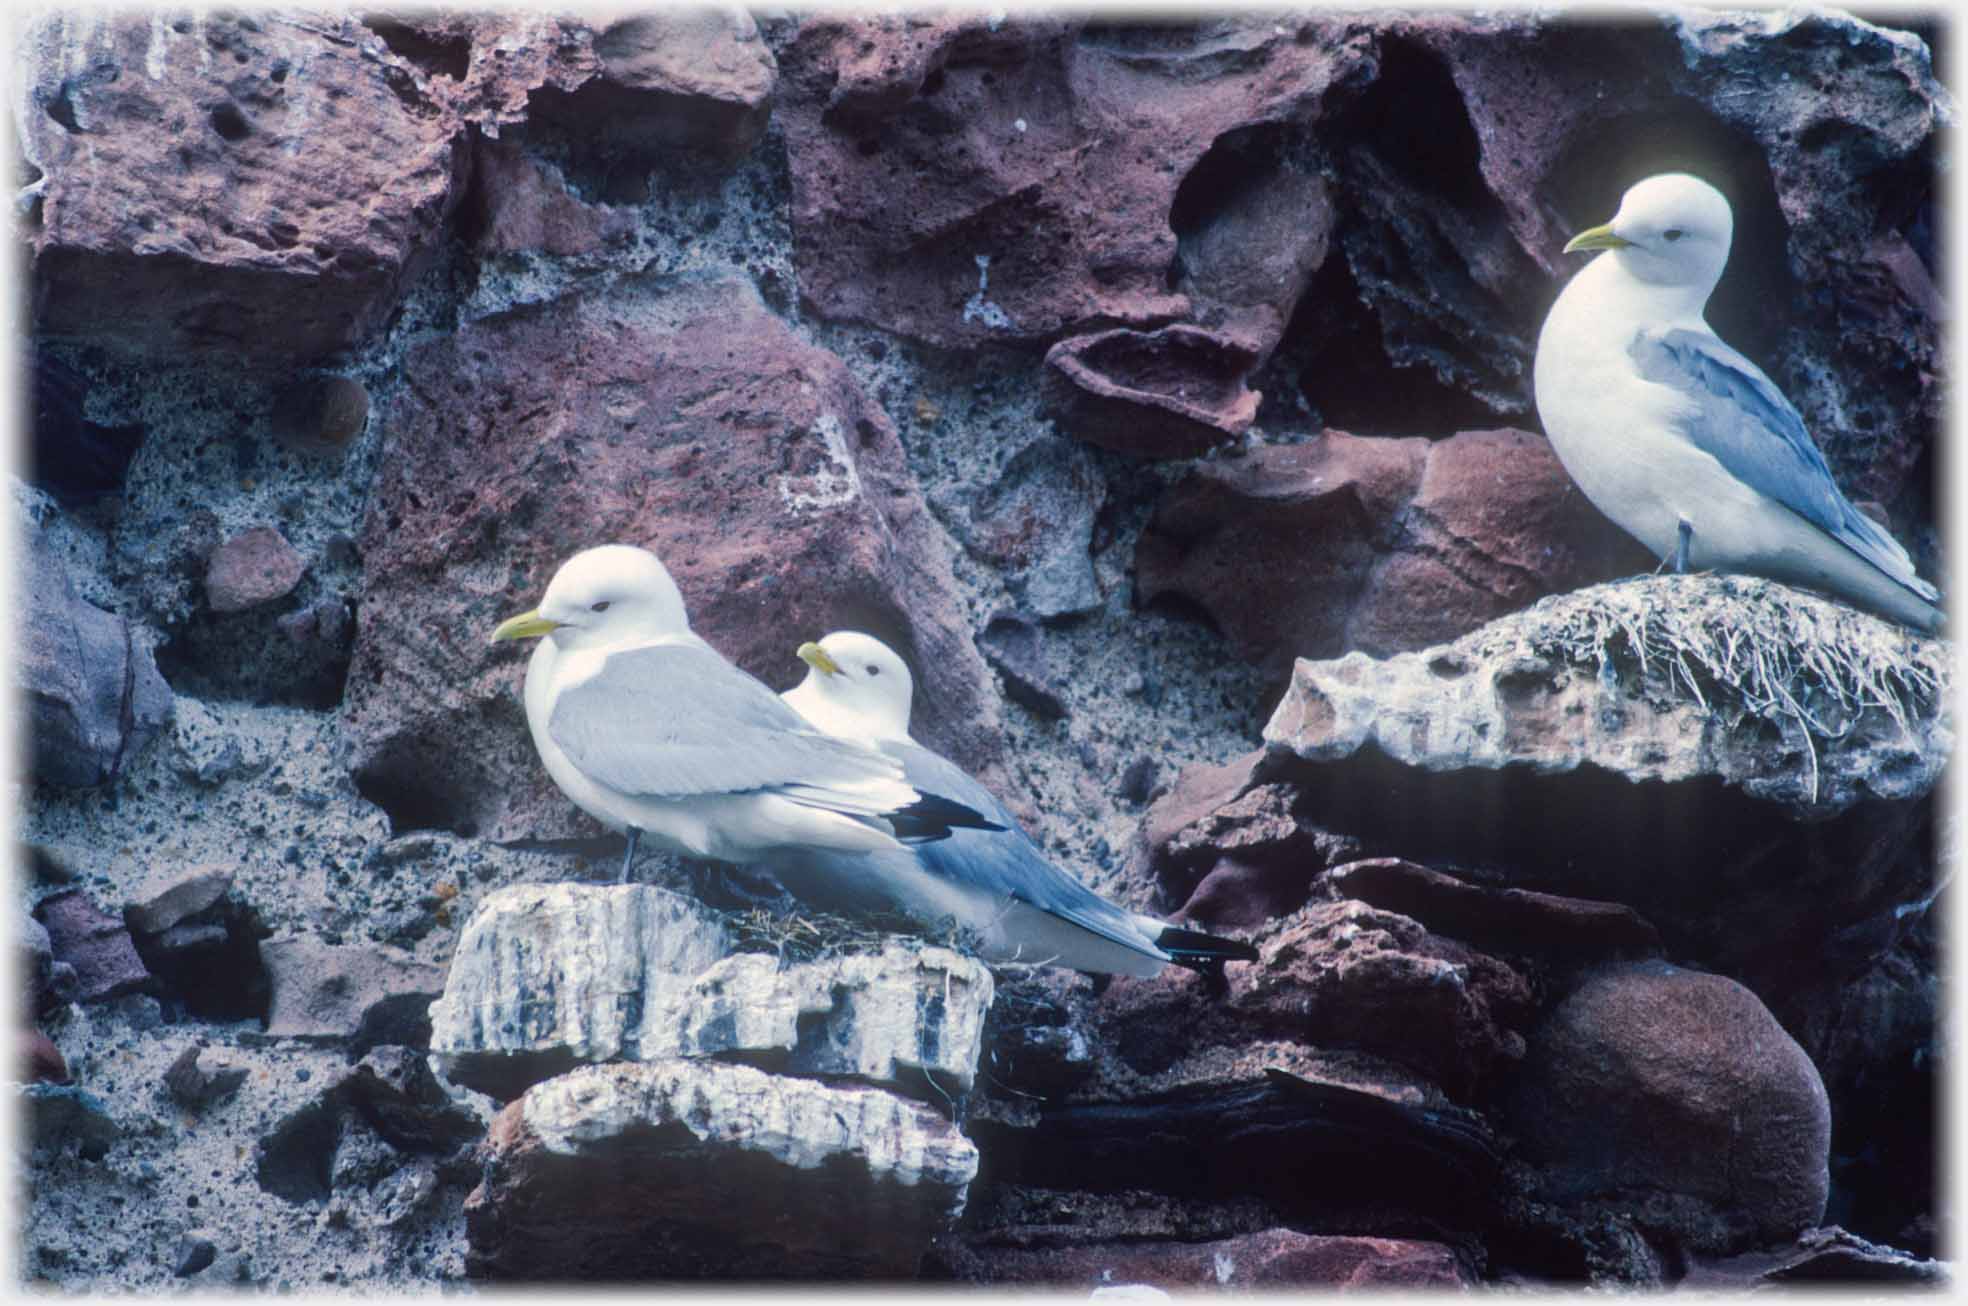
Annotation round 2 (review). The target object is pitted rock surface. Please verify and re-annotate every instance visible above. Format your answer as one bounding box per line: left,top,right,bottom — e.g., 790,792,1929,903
20,11,465,359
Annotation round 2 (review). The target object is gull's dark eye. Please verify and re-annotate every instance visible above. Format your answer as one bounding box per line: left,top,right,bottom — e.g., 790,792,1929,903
590,601,611,613
1663,228,1685,242
866,665,881,676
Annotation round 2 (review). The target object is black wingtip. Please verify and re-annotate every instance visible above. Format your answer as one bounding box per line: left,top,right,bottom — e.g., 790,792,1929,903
1156,925,1260,972
887,792,1006,844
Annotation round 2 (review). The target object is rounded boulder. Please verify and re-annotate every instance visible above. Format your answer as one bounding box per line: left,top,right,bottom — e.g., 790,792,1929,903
1507,960,1830,1246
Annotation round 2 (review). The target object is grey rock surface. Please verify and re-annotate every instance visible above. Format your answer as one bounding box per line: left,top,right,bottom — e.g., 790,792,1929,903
430,883,993,1101
260,936,444,1043
1263,575,1948,816
21,527,173,788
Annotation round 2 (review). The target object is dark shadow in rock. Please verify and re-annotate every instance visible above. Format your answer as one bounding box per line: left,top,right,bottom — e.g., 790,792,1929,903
29,352,146,506
155,603,354,711
968,1074,1500,1230
256,1095,342,1203
129,894,272,1024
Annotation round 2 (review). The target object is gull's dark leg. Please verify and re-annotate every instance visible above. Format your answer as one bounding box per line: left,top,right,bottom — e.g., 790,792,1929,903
618,827,642,884
1674,518,1693,575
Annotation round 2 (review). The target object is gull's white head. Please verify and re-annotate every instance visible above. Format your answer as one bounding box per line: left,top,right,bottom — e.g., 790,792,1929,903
785,630,915,743
1563,172,1733,296
490,544,689,651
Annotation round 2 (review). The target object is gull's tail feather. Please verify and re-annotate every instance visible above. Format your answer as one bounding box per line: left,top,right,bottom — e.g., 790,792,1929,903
886,792,1006,844
1154,925,1260,974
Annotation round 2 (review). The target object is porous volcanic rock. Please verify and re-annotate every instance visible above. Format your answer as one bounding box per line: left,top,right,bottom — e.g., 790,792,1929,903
1506,960,1833,1251
777,14,1370,352
1263,574,1947,816
429,883,993,1103
464,1058,977,1280
22,529,173,789
19,10,466,359
957,436,1104,620
1097,898,1534,1102
1134,428,1648,669
1326,859,1662,964
1246,574,1944,988
342,275,1005,842
1126,748,1361,929
1044,325,1262,459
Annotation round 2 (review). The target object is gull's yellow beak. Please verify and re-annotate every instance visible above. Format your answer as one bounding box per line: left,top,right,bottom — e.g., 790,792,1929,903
1563,222,1633,254
797,641,842,676
491,609,561,643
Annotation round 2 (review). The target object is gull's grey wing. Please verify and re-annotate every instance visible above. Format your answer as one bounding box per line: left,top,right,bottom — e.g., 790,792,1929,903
550,641,904,800
1631,326,1938,601
883,742,1164,961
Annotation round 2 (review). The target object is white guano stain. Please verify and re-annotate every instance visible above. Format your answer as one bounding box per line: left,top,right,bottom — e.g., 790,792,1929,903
777,413,864,514
962,254,1014,330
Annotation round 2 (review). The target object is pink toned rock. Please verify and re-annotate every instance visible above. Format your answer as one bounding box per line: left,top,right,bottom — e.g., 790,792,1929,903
1135,427,1649,670
1327,858,1662,962
1096,897,1533,1102
343,276,1005,842
206,528,305,613
1044,325,1262,459
22,1029,69,1085
19,11,466,360
450,9,776,163
1508,960,1832,1248
466,138,635,258
778,14,1368,351
33,890,155,1005
945,1228,1470,1289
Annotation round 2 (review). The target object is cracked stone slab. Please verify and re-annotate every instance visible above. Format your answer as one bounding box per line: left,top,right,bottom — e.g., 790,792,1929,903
429,883,993,1103
466,1058,977,1279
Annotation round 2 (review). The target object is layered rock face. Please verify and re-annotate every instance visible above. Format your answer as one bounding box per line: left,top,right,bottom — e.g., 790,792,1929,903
18,6,1945,1294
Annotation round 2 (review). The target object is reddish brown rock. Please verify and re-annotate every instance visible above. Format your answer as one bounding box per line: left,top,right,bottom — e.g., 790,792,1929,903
1507,960,1832,1249
33,890,155,1005
522,10,779,162
22,1029,69,1085
943,1228,1471,1289
205,528,305,613
1043,325,1262,460
465,138,635,258
778,14,1369,351
343,276,1005,841
1126,749,1361,927
20,11,466,360
1097,898,1533,1102
1174,146,1335,365
1327,858,1662,962
1135,428,1649,670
